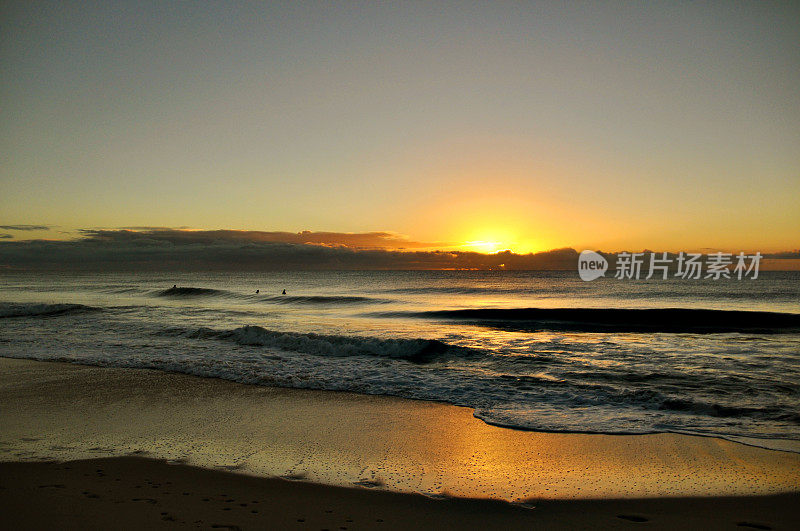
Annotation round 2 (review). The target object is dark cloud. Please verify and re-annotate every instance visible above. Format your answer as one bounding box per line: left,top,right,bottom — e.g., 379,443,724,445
0,228,574,271
114,226,193,231
0,224,51,231
76,229,446,249
0,234,13,239
764,250,800,259
0,229,796,271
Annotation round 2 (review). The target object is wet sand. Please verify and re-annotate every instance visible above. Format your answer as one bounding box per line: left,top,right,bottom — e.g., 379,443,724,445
1,456,798,530
1,357,799,529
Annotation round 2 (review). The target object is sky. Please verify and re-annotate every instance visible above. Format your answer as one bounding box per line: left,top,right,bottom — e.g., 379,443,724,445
1,1,798,255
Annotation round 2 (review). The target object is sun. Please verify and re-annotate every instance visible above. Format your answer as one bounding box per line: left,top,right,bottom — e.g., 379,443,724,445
452,218,545,254
460,228,518,253
462,240,507,254
458,228,545,255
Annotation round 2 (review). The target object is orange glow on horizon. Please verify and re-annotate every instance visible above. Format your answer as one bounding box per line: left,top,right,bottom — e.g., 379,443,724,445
458,235,547,255
462,240,508,254
452,220,550,254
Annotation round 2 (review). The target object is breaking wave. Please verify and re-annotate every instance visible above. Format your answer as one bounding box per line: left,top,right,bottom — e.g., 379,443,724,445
0,302,102,318
393,307,800,333
156,287,225,297
179,325,469,363
154,287,389,306
260,295,389,305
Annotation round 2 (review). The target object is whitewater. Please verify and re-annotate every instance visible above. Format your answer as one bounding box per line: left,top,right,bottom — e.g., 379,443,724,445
1,270,799,452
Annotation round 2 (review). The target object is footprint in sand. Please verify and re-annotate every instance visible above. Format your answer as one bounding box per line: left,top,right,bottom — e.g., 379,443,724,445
354,478,384,488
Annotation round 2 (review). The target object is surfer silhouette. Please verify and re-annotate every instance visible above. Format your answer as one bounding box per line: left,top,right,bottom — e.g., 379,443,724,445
256,289,259,294
172,284,177,289
282,289,286,295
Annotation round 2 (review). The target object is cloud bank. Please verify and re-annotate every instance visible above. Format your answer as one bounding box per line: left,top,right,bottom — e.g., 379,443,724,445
76,229,444,249
0,228,572,271
0,229,797,271
0,224,51,231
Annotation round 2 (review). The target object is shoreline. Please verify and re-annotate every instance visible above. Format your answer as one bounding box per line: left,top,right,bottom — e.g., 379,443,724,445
2,357,800,528
4,354,798,455
2,357,799,499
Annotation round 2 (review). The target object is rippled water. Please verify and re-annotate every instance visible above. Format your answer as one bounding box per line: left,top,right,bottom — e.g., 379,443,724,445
1,270,798,451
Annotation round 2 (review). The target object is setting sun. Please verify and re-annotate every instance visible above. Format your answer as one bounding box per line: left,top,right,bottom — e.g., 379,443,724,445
462,240,507,254
456,224,522,254
458,226,546,254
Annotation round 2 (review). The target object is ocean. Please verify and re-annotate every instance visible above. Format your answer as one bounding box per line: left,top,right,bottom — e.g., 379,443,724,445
1,270,799,451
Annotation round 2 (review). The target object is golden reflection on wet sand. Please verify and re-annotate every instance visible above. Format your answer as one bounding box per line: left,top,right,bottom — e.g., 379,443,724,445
1,358,798,502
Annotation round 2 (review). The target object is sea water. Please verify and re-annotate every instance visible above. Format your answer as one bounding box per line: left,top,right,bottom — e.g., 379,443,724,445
1,270,798,451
